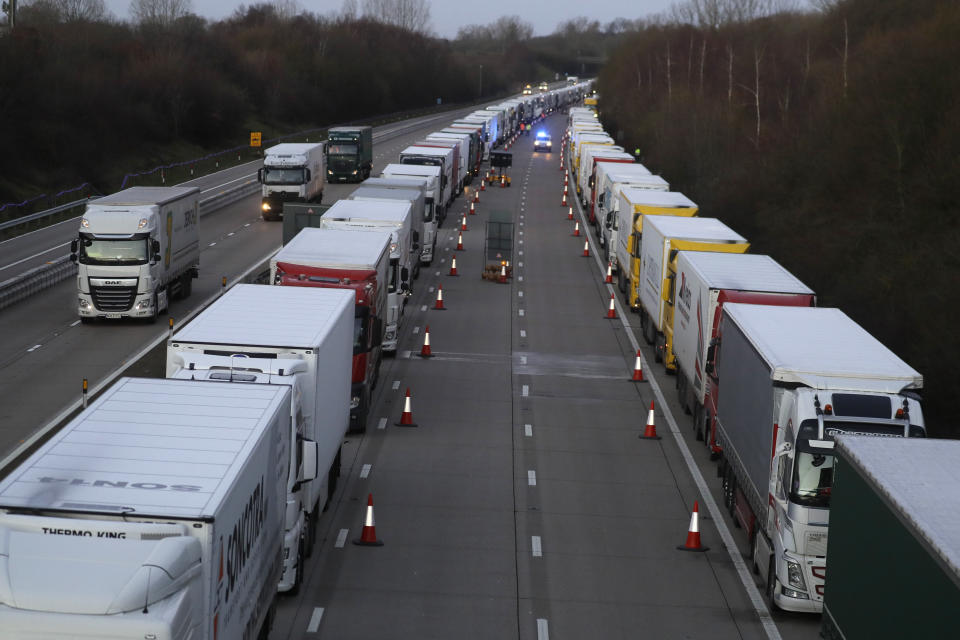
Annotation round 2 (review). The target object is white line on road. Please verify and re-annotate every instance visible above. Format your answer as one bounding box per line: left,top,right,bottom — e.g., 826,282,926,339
531,536,542,557
435,271,440,276
520,329,527,338
519,309,525,317
227,232,235,237
378,418,387,430
335,529,348,548
360,464,372,479
518,276,523,282
413,326,420,334
519,261,523,267
518,291,524,297
391,380,400,390
522,384,529,396
70,320,80,327
26,345,41,352
420,305,427,312
306,607,325,633
401,350,411,359
525,424,533,437
208,242,216,247
244,223,250,227
428,286,435,293
537,618,549,640
520,355,527,364
528,470,537,486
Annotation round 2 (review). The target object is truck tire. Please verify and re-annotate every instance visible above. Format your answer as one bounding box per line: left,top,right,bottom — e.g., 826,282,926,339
305,507,319,557
765,560,779,610
642,313,656,345
617,268,627,294
750,531,760,575
147,293,159,324
257,602,276,640
287,534,305,596
80,317,94,325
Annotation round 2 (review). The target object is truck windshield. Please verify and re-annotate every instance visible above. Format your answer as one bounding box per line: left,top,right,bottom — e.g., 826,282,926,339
328,144,358,155
791,447,835,509
79,238,149,265
262,167,306,185
388,258,398,293
353,317,365,353
424,198,435,223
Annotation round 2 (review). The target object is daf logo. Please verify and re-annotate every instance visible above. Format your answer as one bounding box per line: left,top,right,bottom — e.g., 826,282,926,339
103,280,123,285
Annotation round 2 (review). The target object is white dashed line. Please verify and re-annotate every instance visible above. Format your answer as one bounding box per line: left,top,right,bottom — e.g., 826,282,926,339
307,607,325,633
520,329,527,338
531,536,542,557
519,309,525,317
413,326,420,334
335,529,348,548
392,380,400,390
525,424,533,437
27,345,41,352
528,470,537,486
378,418,387,430
421,305,427,312
522,384,529,396
537,618,549,640
518,291,524,297
360,464,372,479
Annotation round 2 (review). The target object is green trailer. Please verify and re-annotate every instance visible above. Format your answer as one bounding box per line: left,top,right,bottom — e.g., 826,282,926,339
326,126,373,182
482,209,514,282
822,436,960,640
282,202,331,245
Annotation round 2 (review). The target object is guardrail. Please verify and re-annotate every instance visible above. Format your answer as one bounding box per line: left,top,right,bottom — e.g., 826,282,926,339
0,179,262,312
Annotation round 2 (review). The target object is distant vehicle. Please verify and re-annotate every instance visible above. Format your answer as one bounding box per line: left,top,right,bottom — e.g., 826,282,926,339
539,81,549,92
326,126,373,183
522,84,533,95
533,131,552,152
259,142,326,220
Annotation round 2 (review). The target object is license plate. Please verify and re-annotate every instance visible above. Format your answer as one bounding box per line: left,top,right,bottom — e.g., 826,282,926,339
106,313,121,319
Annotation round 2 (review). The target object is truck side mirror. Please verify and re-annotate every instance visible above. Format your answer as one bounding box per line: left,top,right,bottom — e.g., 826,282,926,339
70,239,78,253
257,168,263,182
372,318,383,347
705,344,716,376
151,239,161,262
401,267,409,282
305,169,311,182
300,439,319,482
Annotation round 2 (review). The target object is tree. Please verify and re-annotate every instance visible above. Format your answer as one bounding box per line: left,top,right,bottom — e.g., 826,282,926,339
129,0,192,26
362,0,430,34
16,0,107,22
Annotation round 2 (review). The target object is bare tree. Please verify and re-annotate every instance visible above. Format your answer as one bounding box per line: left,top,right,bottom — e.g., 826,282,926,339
362,0,430,33
17,0,108,22
340,0,357,20
737,44,764,148
272,0,301,20
129,0,192,26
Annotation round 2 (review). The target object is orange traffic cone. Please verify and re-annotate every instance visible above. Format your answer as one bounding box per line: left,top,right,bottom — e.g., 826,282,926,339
434,285,446,310
498,264,508,284
500,174,506,188
448,254,459,276
461,215,467,231
561,192,567,207
573,221,580,237
353,493,384,545
469,201,476,215
631,350,645,382
582,240,590,257
605,293,616,318
563,184,568,196
567,206,574,220
480,178,486,191
564,176,569,186
473,190,479,204
419,325,433,358
456,232,464,251
639,401,661,440
677,501,709,552
605,262,613,283
395,388,418,427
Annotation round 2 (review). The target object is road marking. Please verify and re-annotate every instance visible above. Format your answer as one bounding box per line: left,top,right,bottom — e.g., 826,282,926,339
528,470,537,486
208,242,216,247
307,607,325,633
378,417,387,430
519,261,523,267
413,326,420,334
401,350,411,359
335,529,349,548
227,232,235,237
392,380,400,390
70,320,80,327
435,271,440,276
429,286,435,293
519,239,524,245
27,345,41,352
537,618,549,640
519,309,525,317
244,223,251,227
518,275,524,282
518,291,524,297
421,305,427,312
525,424,533,437
520,329,527,338
531,536,542,557
519,230,524,235
519,250,524,256
360,464,372,478
520,355,527,364
522,384,529,396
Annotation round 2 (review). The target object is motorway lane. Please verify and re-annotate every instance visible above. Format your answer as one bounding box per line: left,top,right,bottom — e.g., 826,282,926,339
268,114,813,639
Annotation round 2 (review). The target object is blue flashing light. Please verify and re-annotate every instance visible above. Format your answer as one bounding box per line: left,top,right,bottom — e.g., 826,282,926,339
536,130,548,138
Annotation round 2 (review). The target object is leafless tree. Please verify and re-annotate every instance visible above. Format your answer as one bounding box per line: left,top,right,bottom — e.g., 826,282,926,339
340,0,357,20
272,0,301,20
737,44,764,148
669,0,797,27
18,0,108,22
129,0,192,26
362,0,430,34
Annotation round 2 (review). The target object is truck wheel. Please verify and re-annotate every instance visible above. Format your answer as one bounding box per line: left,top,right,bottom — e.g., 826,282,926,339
287,534,305,596
750,530,760,575
350,392,369,434
617,267,627,294
147,294,159,324
305,507,319,557
179,273,192,299
765,560,779,610
80,317,94,325
643,314,656,345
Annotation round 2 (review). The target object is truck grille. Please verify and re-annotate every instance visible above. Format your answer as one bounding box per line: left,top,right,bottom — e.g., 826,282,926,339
91,285,137,311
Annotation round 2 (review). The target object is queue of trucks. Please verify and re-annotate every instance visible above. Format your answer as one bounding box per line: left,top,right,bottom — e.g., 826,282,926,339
564,101,929,616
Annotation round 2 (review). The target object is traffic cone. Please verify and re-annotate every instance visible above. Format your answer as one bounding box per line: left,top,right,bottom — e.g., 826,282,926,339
353,494,384,546
573,221,580,237
561,192,567,207
582,240,590,257
473,190,479,204
448,254,459,276
469,201,476,215
677,501,709,552
563,184,568,197
567,206,574,220
461,215,467,231
631,350,645,381
605,262,613,283
480,178,486,191
605,293,616,318
434,285,446,310
456,232,464,251
419,326,433,358
498,263,507,284
639,401,661,440
500,174,506,188
395,388,418,427
564,176,569,187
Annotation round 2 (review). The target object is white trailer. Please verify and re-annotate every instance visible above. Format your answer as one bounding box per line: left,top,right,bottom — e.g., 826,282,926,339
380,163,443,252
259,142,326,220
399,145,454,212
319,199,415,352
427,132,472,183
71,186,201,323
349,186,425,279
166,284,353,593
0,377,291,640
417,137,465,195
713,304,925,613
364,175,436,264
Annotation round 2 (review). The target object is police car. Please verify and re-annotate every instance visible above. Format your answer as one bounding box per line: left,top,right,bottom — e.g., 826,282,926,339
533,131,552,152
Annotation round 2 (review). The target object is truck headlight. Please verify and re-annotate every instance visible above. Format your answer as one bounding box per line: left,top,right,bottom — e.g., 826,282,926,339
385,329,396,341
350,396,360,409
786,559,807,590
78,298,90,309
262,202,271,212
135,299,152,311
327,169,333,175
352,170,358,175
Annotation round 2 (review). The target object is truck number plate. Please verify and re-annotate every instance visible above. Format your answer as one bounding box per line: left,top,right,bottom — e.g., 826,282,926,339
106,313,121,319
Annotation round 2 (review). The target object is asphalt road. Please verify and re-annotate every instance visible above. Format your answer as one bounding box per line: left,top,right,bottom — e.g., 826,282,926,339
0,104,821,639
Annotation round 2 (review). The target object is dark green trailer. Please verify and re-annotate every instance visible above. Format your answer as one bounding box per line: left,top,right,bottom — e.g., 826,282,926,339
822,436,960,640
282,202,331,245
326,126,373,182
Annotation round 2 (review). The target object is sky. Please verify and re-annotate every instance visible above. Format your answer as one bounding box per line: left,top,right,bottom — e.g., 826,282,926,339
100,0,677,38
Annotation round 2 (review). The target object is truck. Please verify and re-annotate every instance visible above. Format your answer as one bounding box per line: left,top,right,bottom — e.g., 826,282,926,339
614,192,697,312
415,138,464,195
259,142,325,221
598,171,669,261
638,215,748,367
325,126,373,183
711,304,925,613
578,148,633,211
281,202,332,246
318,199,415,353
0,377,292,639
670,251,815,452
270,228,389,433
71,186,200,324
822,437,954,639
348,185,425,279
451,119,489,161
363,174,436,264
429,131,474,183
399,145,454,213
443,126,483,177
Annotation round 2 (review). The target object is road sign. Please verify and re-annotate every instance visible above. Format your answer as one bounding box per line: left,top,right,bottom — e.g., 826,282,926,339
250,132,262,147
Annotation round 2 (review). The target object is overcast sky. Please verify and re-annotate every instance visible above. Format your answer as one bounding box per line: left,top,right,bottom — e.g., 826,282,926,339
101,0,677,38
